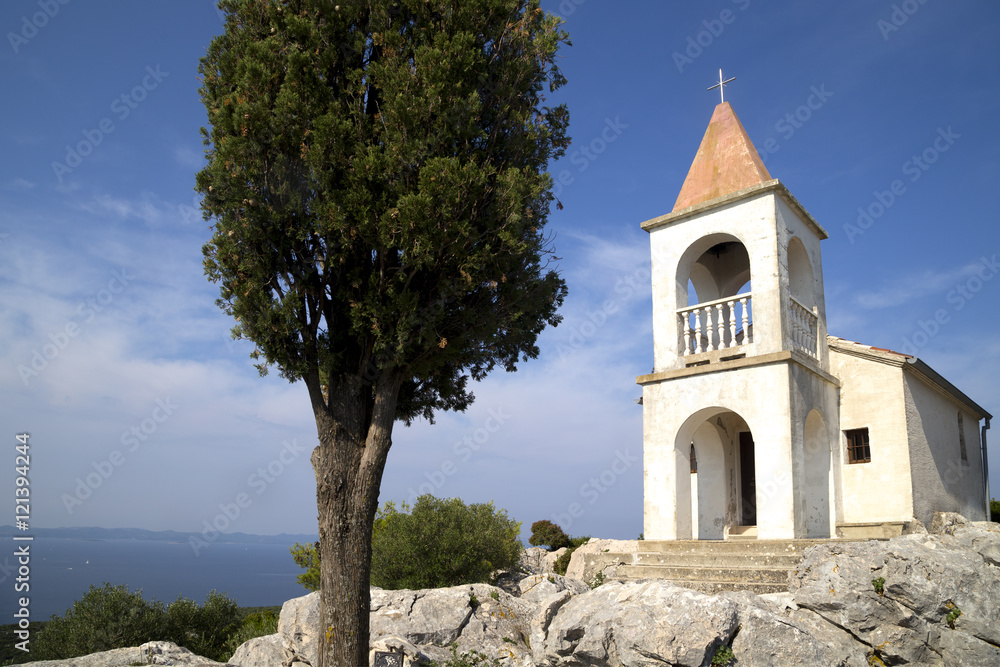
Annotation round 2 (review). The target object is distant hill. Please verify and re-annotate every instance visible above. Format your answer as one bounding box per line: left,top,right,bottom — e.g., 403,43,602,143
0,525,318,544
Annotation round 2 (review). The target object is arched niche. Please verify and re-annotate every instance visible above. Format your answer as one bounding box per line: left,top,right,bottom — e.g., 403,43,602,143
803,409,832,537
787,236,815,309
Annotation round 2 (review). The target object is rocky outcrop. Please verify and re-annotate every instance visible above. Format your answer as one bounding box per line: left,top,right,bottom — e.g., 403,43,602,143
518,572,590,603
248,515,999,667
20,641,228,666
23,514,999,667
277,591,319,666
228,634,288,667
520,546,567,576
789,518,1000,665
563,538,638,582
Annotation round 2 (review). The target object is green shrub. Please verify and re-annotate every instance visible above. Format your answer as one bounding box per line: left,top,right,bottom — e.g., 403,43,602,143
434,644,503,667
223,609,279,659
371,495,522,589
711,644,735,666
291,495,522,591
31,583,166,660
945,604,962,629
872,577,885,596
30,584,241,663
553,548,573,576
528,520,571,551
991,498,999,523
163,591,241,661
550,535,590,576
289,541,321,592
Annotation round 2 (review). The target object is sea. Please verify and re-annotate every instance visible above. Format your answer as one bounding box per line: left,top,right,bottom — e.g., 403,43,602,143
3,537,312,621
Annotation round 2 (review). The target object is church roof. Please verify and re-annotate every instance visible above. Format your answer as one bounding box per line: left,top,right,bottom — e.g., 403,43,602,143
673,102,772,212
828,336,992,419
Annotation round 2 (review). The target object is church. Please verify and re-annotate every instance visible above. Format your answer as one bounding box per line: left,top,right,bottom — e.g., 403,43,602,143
638,98,992,541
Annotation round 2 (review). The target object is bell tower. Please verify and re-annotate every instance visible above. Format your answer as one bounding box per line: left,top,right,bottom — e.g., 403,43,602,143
647,101,830,373
640,102,842,541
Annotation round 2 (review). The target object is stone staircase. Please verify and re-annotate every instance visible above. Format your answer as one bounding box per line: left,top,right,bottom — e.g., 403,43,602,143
582,539,841,595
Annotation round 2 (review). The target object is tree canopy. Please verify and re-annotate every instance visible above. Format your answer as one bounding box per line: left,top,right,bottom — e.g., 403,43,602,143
198,0,569,420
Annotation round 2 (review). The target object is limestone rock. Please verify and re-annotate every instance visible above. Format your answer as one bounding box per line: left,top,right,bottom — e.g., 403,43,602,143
277,591,320,666
229,633,288,667
519,547,550,574
517,572,589,603
369,586,474,647
20,641,228,666
563,538,639,582
790,519,1000,665
536,580,738,666
371,584,535,665
929,511,968,535
529,590,572,665
721,591,868,667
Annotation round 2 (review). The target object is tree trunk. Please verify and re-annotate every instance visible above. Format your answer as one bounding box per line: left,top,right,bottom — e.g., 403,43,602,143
312,371,403,667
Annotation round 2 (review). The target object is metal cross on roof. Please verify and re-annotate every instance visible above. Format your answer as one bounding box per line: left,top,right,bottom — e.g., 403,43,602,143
708,69,736,103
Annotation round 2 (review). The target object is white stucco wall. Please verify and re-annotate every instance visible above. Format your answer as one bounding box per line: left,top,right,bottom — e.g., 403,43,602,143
904,372,987,523
828,347,914,523
642,357,839,540
787,362,841,537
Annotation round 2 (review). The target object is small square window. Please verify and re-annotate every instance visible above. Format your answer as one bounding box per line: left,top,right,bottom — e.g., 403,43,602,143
846,428,870,464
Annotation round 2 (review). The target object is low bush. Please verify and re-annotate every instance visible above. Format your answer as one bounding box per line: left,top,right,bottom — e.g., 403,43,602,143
991,498,999,523
528,520,571,551
31,583,165,660
163,590,241,661
552,535,590,576
29,584,245,663
223,609,279,658
293,495,523,591
371,495,522,589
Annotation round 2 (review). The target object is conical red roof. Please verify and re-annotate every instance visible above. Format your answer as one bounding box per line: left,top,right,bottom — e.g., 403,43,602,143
673,102,771,211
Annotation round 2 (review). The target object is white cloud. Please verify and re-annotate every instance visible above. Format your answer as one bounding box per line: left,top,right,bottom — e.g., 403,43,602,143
853,262,986,310
174,145,205,171
78,192,173,227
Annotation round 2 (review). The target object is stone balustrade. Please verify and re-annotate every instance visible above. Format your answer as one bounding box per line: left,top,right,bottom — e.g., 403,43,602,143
677,293,752,355
789,297,818,358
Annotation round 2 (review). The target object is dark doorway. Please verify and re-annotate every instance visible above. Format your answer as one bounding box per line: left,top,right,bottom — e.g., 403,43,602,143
739,431,757,526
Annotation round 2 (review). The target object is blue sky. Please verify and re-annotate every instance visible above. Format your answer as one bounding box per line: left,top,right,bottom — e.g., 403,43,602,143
1,1,998,543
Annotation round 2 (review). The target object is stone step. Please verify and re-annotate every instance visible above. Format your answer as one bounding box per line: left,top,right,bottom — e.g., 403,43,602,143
577,538,881,594
606,574,790,595
632,551,801,568
614,564,791,584
637,539,828,556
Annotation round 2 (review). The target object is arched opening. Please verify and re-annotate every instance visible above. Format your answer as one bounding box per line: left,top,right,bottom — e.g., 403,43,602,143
803,410,832,537
787,237,818,357
676,408,755,539
676,235,754,356
787,237,815,308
